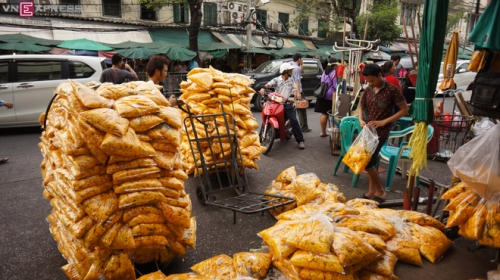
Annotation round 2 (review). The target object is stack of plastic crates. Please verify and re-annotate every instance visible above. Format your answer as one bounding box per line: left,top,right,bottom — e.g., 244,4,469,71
327,110,342,156
431,114,474,161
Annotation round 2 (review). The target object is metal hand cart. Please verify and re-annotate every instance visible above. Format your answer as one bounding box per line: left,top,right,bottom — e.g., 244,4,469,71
430,89,475,161
180,101,295,223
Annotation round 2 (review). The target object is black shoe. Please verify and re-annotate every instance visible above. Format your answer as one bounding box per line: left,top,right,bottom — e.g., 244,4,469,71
371,196,387,203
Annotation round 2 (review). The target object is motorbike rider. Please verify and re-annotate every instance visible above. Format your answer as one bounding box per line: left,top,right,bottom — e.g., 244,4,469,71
259,63,305,150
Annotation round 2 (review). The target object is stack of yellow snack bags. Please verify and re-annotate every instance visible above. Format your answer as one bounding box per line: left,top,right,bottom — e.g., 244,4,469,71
259,167,451,279
440,181,500,248
39,80,195,280
177,67,266,175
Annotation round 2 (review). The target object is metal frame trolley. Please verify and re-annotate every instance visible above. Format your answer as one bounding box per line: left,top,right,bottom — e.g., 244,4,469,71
180,101,295,223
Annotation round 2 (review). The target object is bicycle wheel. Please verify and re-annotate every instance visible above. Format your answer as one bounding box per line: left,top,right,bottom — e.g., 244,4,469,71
275,38,284,49
262,34,271,46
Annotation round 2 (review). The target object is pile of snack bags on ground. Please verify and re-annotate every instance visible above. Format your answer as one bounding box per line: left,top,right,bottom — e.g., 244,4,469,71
144,166,452,280
440,181,500,248
177,67,266,175
39,80,196,280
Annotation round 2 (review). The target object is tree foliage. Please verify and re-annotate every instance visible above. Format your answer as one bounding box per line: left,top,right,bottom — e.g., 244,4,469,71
356,0,401,46
445,11,465,35
289,0,359,38
139,0,202,62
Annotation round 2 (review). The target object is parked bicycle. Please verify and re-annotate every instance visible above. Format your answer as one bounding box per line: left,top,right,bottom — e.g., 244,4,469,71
247,10,284,49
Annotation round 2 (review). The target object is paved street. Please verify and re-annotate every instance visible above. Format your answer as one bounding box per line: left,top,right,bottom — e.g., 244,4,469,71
0,106,479,279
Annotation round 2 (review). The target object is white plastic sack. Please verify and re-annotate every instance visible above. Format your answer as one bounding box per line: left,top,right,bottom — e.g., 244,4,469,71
473,117,495,136
448,124,500,200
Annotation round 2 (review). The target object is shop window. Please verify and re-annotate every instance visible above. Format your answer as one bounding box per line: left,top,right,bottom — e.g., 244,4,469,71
141,4,157,21
317,19,327,38
203,2,217,27
299,18,309,36
174,3,189,24
102,0,121,17
278,12,289,33
256,9,267,30
401,3,418,25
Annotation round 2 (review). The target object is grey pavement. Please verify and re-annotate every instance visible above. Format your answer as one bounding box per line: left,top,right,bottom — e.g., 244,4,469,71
0,106,491,279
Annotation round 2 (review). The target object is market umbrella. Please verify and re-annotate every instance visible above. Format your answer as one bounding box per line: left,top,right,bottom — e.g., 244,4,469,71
115,47,160,59
57,38,113,51
407,0,449,177
362,50,391,62
156,45,196,61
0,42,50,52
105,41,165,49
241,47,273,56
468,0,500,51
0,33,62,46
439,30,460,91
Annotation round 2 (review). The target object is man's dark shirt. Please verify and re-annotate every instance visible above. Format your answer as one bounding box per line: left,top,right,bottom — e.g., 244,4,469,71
360,79,406,138
99,68,136,84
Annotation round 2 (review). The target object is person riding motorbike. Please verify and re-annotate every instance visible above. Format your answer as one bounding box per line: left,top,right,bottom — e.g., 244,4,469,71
259,63,305,150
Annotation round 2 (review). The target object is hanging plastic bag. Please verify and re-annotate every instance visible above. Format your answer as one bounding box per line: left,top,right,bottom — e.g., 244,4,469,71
472,117,495,136
342,125,379,174
448,124,500,200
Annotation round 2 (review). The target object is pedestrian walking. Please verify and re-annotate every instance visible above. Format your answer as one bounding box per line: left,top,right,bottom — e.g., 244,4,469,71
381,61,402,91
314,58,338,137
99,54,138,84
358,64,408,202
0,100,13,163
390,54,403,79
260,63,305,150
291,53,312,132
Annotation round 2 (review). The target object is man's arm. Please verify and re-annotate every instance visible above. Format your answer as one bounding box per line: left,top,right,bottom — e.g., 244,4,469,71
0,100,13,109
368,102,409,128
291,68,302,99
124,63,138,80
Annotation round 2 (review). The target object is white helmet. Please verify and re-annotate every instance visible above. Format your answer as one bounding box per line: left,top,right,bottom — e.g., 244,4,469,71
279,63,295,74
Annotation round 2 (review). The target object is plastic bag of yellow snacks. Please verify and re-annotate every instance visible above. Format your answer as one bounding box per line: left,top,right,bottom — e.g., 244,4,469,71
232,252,271,279
342,126,379,174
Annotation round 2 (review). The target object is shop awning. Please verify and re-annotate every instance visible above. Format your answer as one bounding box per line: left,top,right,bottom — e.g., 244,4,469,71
211,32,267,48
151,29,220,48
314,43,345,60
288,38,316,50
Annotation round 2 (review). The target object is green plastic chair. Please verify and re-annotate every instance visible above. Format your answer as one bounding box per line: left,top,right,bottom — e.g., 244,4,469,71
380,125,434,191
333,116,362,187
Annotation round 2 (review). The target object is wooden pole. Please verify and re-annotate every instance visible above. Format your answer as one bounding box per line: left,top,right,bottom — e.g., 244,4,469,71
409,15,419,61
363,18,369,40
417,11,422,36
401,14,415,69
405,175,416,210
342,13,346,64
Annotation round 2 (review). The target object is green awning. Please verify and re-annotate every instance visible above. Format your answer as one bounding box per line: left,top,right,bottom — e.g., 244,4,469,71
314,44,345,60
209,49,227,58
106,41,165,49
150,29,219,48
242,47,273,55
0,33,62,46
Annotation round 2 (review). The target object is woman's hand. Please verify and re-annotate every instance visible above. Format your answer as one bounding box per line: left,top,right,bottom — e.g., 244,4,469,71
359,120,366,127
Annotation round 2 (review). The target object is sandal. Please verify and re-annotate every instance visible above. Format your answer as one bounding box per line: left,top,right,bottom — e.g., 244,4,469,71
358,194,372,199
320,134,328,137
0,158,8,164
371,196,386,203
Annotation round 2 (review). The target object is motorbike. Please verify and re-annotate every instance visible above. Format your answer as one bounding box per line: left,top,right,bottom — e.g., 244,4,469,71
259,90,293,155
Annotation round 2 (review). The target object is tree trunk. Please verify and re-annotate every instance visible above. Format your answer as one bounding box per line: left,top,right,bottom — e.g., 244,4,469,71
188,0,203,64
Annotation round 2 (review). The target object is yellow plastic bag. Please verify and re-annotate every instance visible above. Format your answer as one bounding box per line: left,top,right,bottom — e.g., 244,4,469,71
128,213,165,227
458,200,487,239
272,259,301,280
397,210,446,232
275,166,297,183
441,181,469,200
157,202,191,228
154,152,181,170
290,250,344,274
180,217,197,248
188,72,213,90
365,251,398,277
77,120,109,164
334,214,396,241
331,226,380,266
129,115,164,133
191,254,236,280
109,225,135,250
342,126,379,174
79,108,129,137
81,191,119,223
356,231,387,251
101,128,157,158
285,216,334,254
70,80,113,109
114,178,163,194
137,271,169,280
411,224,452,263
299,268,354,280
446,192,480,228
118,191,168,209
75,182,113,204
112,166,160,185
114,95,160,118
232,252,271,279
291,173,321,206
147,123,181,144
106,158,156,174
385,238,422,266
123,205,164,223
157,106,182,129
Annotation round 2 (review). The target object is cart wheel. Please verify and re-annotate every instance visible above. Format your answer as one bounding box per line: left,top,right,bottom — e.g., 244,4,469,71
260,125,276,155
196,185,207,205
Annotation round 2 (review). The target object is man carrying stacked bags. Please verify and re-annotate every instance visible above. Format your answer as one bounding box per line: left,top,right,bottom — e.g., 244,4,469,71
39,78,195,280
177,66,267,176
